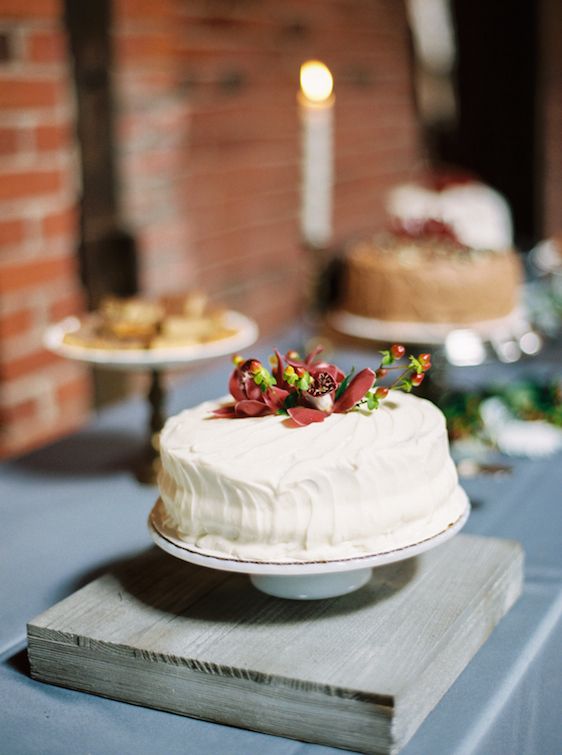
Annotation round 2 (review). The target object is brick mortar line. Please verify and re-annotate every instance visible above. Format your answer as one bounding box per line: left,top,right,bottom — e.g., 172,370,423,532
0,103,74,127
0,187,78,219
0,66,69,80
1,362,86,401
0,150,75,171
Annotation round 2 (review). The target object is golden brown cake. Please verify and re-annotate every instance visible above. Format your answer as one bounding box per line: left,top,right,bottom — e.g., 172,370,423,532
341,228,522,325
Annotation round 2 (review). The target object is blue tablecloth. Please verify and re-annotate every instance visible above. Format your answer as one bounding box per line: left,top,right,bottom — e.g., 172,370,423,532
1,331,561,754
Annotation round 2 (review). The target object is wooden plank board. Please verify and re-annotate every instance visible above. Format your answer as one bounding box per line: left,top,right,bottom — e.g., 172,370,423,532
27,534,523,754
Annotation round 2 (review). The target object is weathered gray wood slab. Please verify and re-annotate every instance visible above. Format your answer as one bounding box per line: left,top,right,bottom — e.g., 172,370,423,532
27,534,523,754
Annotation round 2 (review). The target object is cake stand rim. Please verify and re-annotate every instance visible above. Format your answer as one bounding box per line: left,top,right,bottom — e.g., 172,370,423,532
329,305,526,345
43,310,259,371
148,498,470,576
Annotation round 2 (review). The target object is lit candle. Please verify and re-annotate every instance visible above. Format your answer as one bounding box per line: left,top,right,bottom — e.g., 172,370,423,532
299,60,334,248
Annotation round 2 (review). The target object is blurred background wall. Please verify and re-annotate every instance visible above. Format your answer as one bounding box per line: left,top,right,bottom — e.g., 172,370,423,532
0,0,90,456
0,0,420,457
0,0,560,458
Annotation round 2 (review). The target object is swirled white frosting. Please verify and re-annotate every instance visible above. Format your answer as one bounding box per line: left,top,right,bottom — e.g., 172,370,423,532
158,392,468,562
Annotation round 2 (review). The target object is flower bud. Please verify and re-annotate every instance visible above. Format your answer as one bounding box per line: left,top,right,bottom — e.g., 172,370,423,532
242,359,262,374
419,353,432,371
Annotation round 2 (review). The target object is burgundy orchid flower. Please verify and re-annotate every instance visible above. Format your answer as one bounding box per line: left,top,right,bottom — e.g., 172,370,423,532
213,357,289,419
288,368,376,426
305,370,337,412
285,345,345,382
211,342,425,427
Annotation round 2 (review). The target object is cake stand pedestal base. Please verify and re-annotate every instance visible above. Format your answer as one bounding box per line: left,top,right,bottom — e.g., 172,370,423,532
28,534,522,755
147,497,471,600
250,567,372,600
134,369,165,485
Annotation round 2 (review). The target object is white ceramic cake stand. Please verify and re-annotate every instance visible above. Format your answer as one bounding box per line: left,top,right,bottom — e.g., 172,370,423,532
329,304,543,366
148,498,470,600
44,312,258,483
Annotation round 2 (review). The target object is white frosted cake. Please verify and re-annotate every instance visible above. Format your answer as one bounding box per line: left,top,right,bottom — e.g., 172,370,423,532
158,347,468,562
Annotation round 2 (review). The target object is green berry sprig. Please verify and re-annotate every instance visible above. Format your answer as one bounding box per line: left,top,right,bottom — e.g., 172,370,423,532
283,364,314,391
358,346,431,410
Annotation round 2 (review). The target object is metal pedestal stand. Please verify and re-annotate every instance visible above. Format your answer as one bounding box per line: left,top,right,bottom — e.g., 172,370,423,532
135,370,166,485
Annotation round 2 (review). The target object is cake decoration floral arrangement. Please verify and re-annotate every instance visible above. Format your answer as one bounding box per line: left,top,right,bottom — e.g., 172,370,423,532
213,344,432,426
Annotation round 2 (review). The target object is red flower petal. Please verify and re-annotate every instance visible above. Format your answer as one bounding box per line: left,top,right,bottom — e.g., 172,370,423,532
235,400,272,417
334,366,346,382
272,349,287,388
212,405,237,417
287,406,327,426
228,368,245,402
333,368,376,412
304,344,324,365
263,386,290,411
285,356,306,369
311,363,346,383
246,384,263,401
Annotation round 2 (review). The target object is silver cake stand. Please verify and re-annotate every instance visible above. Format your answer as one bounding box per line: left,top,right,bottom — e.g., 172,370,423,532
44,312,258,484
148,498,470,600
329,303,541,366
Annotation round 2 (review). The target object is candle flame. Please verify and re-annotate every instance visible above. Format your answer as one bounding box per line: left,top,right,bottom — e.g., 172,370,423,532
300,60,333,103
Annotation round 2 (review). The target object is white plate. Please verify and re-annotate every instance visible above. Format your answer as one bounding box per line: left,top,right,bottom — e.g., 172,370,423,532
148,498,470,599
329,306,528,346
43,311,259,371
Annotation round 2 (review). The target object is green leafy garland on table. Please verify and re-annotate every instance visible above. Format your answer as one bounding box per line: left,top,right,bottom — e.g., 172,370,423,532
442,380,562,442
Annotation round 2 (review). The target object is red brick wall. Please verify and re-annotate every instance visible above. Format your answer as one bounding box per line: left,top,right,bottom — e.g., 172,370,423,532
115,0,421,323
0,0,90,458
1,0,421,457
113,0,194,297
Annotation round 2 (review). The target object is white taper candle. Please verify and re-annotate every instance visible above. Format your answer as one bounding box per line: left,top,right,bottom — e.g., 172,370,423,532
299,61,334,248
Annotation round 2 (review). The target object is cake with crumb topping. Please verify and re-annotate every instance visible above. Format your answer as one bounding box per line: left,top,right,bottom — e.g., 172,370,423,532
341,223,522,326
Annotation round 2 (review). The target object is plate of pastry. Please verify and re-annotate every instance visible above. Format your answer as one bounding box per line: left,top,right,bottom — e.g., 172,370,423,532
44,292,259,370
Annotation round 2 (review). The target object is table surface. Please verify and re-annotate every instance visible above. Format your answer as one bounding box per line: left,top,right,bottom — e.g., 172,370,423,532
2,327,561,755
